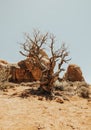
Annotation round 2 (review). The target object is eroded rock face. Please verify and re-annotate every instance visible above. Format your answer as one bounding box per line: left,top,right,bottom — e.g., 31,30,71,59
0,49,51,83
0,60,10,82
0,59,85,83
24,58,42,81
0,61,34,83
17,49,50,81
64,64,85,82
11,57,43,82
10,66,34,82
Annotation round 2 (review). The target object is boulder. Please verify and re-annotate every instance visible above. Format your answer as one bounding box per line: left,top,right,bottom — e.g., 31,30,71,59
10,64,34,82
25,58,42,81
0,49,50,83
10,58,42,82
64,64,84,82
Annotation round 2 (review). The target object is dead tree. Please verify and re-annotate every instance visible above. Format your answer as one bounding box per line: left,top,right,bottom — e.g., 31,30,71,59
20,29,70,92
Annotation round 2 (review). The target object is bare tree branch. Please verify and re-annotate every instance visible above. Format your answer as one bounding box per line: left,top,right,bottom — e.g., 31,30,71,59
19,29,70,93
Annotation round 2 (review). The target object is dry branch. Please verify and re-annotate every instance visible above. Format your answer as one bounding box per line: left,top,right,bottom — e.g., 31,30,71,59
20,29,70,93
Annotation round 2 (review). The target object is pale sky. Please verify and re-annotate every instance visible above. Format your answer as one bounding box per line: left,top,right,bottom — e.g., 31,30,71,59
0,0,91,83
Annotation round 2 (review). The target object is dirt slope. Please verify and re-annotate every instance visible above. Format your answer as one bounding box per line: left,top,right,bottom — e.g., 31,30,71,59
0,84,91,130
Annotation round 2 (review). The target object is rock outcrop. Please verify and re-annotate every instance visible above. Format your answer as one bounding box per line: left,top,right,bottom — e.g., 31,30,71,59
0,50,50,83
0,58,85,84
24,58,42,81
0,60,10,82
9,64,34,82
64,64,84,82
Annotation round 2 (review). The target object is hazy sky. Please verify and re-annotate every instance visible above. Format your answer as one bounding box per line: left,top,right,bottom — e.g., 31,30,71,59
0,0,91,83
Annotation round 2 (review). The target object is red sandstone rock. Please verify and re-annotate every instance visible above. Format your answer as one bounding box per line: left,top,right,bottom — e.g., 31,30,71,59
64,64,84,81
10,65,34,82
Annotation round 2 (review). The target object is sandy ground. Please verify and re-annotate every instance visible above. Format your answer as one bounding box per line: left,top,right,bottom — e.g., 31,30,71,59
0,85,91,130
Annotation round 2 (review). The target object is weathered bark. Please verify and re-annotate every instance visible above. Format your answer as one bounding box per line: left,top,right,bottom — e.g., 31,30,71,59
19,30,70,92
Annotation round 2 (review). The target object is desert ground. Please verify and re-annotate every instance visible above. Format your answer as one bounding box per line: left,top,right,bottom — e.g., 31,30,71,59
0,82,91,130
